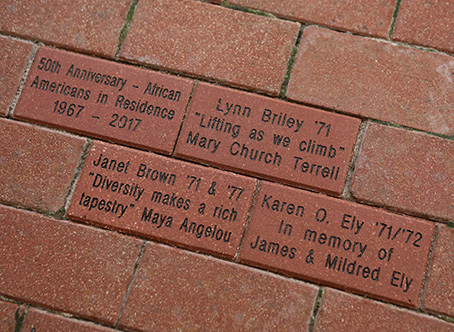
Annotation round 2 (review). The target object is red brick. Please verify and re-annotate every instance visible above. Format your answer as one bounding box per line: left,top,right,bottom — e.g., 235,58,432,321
351,123,454,222
0,118,85,213
23,308,119,332
239,181,435,308
422,224,454,318
14,47,193,155
0,0,130,58
67,140,257,259
287,26,454,136
119,242,318,332
175,82,360,196
393,0,454,54
120,0,299,95
0,300,17,332
0,36,33,117
0,205,142,325
229,0,395,38
313,288,454,332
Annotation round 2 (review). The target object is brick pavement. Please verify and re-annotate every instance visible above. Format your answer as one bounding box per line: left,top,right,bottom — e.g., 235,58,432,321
1,1,453,331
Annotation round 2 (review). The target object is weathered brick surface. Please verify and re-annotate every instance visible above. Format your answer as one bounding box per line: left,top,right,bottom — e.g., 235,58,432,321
239,181,434,308
14,46,194,155
0,300,17,332
0,205,142,325
351,123,454,222
0,0,130,58
23,308,120,332
393,0,454,54
120,0,299,95
119,242,318,332
422,224,454,318
229,0,396,38
0,36,33,117
313,288,454,332
287,26,454,136
175,82,360,196
67,140,257,259
0,118,85,213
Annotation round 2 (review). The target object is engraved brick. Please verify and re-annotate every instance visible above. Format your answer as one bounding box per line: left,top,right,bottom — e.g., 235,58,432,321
313,288,454,332
351,123,454,222
119,242,318,332
67,140,257,259
287,26,454,136
0,36,33,117
175,82,360,196
120,0,299,95
23,308,119,332
0,300,17,332
14,47,193,155
239,181,435,308
229,0,396,38
0,0,130,58
0,205,142,325
0,118,85,213
393,0,454,54
422,224,454,318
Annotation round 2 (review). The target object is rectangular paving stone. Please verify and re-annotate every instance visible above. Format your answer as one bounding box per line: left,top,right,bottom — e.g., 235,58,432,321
313,288,454,332
0,300,18,332
0,204,142,326
67,140,257,259
175,82,360,196
0,0,130,58
229,0,396,38
422,224,454,318
120,0,299,95
287,26,454,136
0,35,33,117
239,181,435,308
119,242,318,332
351,122,454,222
0,118,85,214
14,46,193,155
393,0,454,54
23,308,119,332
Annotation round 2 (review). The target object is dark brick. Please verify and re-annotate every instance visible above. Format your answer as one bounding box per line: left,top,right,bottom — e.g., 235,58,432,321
229,0,396,38
0,36,33,117
422,224,454,318
23,308,120,332
0,300,17,332
119,242,318,332
0,205,142,325
287,26,454,135
0,118,85,213
120,0,299,95
0,0,130,58
351,123,454,222
393,0,454,54
313,288,454,332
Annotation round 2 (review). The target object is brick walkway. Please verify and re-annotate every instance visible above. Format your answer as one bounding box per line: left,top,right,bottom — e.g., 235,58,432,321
1,1,453,331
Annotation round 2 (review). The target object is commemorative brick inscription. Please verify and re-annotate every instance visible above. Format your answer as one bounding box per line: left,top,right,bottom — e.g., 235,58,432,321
239,181,435,307
14,47,193,154
67,141,257,258
175,82,361,196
